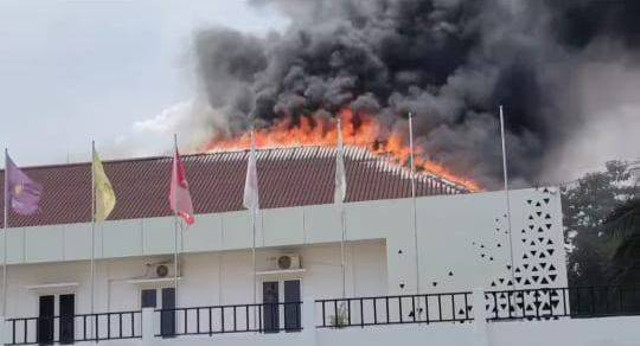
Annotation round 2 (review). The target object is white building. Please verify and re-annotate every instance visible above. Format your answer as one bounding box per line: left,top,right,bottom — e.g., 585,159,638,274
0,146,638,346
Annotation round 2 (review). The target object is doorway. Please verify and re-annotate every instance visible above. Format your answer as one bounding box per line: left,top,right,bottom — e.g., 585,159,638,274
141,287,175,337
59,294,75,344
262,280,301,333
37,296,54,345
37,293,75,345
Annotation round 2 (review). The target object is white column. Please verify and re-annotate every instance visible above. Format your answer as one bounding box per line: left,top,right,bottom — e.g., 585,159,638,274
141,307,156,346
473,288,489,346
302,297,316,346
0,316,6,346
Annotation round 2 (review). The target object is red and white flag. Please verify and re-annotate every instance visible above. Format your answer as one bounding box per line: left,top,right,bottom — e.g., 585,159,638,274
169,148,195,225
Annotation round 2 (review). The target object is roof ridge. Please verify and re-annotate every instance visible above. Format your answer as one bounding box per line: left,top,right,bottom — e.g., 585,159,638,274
0,145,470,193
0,145,330,172
0,154,172,172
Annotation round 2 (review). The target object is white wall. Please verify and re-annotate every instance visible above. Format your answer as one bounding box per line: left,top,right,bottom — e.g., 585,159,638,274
3,242,387,317
18,315,637,346
315,316,640,346
149,333,309,346
152,316,640,346
0,187,567,317
487,316,640,346
316,323,478,346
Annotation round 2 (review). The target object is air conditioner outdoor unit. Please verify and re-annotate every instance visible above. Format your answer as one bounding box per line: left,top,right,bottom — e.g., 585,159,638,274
276,254,301,270
147,263,177,279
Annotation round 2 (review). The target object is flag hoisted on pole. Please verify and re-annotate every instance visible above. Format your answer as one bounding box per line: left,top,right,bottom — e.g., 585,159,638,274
92,145,116,223
169,138,195,226
4,153,43,216
243,129,259,308
3,150,43,316
334,116,347,298
499,105,515,283
243,130,260,213
90,142,116,314
169,135,195,300
408,112,421,294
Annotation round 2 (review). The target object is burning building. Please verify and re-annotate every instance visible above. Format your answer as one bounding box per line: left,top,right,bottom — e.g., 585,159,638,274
0,143,601,346
0,0,639,343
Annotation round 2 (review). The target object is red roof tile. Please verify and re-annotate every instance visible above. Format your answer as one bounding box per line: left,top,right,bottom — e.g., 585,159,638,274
0,146,467,228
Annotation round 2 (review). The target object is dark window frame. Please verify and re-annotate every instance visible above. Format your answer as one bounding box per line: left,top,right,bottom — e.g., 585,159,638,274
141,289,157,309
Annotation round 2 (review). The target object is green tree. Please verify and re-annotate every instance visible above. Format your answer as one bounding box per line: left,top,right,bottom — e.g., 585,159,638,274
601,198,640,285
562,161,637,286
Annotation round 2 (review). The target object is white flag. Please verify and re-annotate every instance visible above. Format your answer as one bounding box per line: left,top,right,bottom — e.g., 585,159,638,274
334,117,347,208
243,130,260,213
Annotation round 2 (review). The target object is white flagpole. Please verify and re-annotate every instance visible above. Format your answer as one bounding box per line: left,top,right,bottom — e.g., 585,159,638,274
251,207,257,306
3,149,8,317
246,128,259,331
408,112,421,294
500,106,515,282
250,129,257,308
90,141,96,315
242,126,260,329
173,135,180,301
340,210,346,298
337,117,347,298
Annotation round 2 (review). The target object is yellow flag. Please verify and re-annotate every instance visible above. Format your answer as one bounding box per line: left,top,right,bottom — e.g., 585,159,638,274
93,149,116,222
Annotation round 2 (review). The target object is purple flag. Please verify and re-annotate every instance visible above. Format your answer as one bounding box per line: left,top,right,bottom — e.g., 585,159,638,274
5,153,43,215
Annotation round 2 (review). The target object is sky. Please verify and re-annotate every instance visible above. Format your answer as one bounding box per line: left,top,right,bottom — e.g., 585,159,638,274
0,0,637,184
0,0,289,166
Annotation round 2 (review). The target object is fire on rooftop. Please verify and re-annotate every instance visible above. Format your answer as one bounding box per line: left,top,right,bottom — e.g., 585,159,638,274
202,109,481,192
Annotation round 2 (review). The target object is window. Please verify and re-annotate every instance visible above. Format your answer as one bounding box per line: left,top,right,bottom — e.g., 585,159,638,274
141,289,157,308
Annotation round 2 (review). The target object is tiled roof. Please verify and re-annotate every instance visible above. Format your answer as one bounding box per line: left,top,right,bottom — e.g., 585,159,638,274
0,146,467,228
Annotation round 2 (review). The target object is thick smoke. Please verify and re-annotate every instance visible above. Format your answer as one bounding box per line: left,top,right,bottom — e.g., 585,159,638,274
192,0,640,189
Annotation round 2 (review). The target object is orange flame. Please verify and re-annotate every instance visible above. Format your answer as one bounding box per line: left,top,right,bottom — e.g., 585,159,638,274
202,109,481,192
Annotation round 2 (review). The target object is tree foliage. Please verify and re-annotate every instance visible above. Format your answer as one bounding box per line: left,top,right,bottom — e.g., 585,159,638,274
562,160,638,286
601,198,640,285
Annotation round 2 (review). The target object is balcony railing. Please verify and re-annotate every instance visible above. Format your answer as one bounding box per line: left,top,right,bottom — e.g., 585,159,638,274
486,285,640,321
4,285,640,344
315,292,474,328
6,310,142,345
154,301,303,338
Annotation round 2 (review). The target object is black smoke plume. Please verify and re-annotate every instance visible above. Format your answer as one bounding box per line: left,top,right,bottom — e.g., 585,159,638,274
193,0,640,189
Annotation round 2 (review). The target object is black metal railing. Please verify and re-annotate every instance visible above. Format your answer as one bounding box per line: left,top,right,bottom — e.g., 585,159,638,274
7,310,142,345
486,286,640,321
316,292,473,328
154,301,303,337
